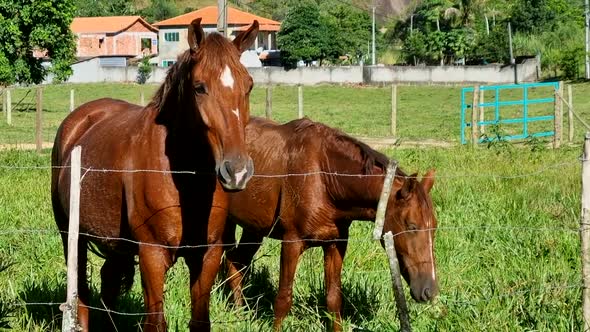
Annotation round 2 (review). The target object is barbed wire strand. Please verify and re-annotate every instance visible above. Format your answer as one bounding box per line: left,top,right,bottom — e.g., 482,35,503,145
0,160,581,179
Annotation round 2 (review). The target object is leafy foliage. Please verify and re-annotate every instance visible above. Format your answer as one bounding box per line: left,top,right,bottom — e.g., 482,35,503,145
139,0,179,23
0,0,76,85
75,0,136,17
136,56,152,84
277,2,325,68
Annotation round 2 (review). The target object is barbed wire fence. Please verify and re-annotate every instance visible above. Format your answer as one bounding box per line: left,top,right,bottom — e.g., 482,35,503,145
0,138,587,331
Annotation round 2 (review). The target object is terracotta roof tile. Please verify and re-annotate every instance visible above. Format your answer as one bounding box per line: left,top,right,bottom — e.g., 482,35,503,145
154,6,280,28
71,16,158,34
235,23,280,32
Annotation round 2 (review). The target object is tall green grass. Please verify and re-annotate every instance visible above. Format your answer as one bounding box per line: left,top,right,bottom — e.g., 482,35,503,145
0,142,583,331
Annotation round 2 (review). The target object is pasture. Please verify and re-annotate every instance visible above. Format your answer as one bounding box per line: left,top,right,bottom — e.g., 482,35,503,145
0,82,586,331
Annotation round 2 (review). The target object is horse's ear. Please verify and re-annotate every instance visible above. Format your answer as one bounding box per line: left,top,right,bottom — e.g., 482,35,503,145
233,20,259,53
396,174,417,200
188,18,205,56
421,169,436,193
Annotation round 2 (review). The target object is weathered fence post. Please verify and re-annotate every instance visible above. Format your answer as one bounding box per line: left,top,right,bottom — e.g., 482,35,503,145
471,86,480,145
372,161,411,332
36,87,43,154
2,89,5,118
298,85,303,119
384,231,412,332
479,88,485,134
140,89,145,106
391,84,397,137
70,89,75,113
61,145,82,332
6,88,11,125
581,133,590,332
568,85,574,143
265,86,272,119
553,82,563,149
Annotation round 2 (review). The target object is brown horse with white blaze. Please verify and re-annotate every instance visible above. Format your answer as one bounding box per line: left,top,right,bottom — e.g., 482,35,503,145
223,117,438,331
51,19,258,331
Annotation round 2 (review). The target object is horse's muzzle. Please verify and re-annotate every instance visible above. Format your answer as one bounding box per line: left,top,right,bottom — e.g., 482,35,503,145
410,274,438,303
218,156,254,191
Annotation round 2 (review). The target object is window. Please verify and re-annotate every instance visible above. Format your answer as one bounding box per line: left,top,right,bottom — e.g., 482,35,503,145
141,38,152,51
164,32,179,42
162,60,176,67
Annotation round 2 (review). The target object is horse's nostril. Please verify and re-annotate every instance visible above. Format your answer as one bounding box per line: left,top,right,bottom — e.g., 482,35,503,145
422,287,432,300
223,160,233,174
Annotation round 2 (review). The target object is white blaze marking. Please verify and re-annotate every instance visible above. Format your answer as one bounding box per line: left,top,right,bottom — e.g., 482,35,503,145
234,167,248,184
220,65,234,89
427,218,436,281
232,108,240,121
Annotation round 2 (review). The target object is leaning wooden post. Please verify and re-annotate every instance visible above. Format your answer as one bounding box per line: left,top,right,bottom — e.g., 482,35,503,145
298,85,304,119
265,86,272,119
6,88,11,125
2,89,6,118
568,85,574,143
479,88,485,134
140,89,145,106
70,89,75,112
471,86,480,145
581,133,590,332
35,87,43,154
61,146,82,332
384,231,412,332
390,84,397,137
553,82,563,149
371,161,411,332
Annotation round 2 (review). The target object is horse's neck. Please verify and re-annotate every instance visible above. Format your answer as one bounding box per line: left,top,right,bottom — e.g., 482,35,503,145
324,160,384,222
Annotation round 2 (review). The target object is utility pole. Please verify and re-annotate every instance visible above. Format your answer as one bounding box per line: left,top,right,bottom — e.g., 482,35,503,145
217,0,228,38
372,5,376,65
586,0,589,79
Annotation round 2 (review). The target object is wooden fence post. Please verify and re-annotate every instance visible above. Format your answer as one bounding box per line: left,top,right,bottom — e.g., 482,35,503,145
479,88,485,134
373,161,398,240
568,85,574,143
298,85,303,119
471,86,480,145
391,85,397,137
2,89,5,118
553,82,563,149
140,89,145,106
581,133,590,332
265,86,272,119
384,231,412,332
6,89,11,126
70,89,75,113
61,146,82,332
36,87,43,154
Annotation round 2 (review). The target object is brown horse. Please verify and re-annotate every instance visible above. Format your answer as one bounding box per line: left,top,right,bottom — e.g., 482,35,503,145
51,19,259,331
223,117,438,331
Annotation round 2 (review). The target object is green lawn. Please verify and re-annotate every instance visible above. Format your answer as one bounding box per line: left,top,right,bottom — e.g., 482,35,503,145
0,81,587,330
2,81,589,147
0,141,583,331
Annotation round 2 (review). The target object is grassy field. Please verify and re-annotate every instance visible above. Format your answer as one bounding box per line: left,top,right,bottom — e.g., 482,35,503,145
2,81,590,147
0,81,587,331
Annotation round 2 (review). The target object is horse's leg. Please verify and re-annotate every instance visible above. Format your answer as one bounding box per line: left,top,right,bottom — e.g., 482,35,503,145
323,240,348,332
138,245,171,332
273,239,305,331
186,206,227,331
100,254,135,308
225,225,264,306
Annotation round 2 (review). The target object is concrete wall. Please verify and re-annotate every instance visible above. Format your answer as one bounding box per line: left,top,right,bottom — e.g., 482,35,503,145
50,57,540,85
75,21,158,57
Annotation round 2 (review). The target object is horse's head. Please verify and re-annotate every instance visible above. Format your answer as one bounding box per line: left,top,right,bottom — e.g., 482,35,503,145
382,169,438,303
176,18,258,190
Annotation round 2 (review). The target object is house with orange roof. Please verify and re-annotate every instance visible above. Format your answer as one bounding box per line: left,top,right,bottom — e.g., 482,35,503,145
153,6,280,67
72,16,158,58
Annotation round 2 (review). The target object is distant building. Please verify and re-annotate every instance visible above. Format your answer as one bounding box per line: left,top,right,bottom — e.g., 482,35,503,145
71,16,158,58
153,6,280,67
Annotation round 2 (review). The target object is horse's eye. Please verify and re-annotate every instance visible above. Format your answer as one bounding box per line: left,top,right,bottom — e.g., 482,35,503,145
407,223,418,232
194,82,208,95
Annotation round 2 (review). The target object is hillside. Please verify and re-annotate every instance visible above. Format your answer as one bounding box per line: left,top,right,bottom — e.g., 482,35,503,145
133,0,412,20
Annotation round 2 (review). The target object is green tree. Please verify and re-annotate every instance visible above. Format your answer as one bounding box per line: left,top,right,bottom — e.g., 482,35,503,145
0,0,76,85
277,2,325,68
321,3,372,64
140,0,179,23
75,0,136,17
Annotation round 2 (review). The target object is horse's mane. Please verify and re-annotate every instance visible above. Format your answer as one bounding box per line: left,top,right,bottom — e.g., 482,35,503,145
288,118,405,177
148,51,193,113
